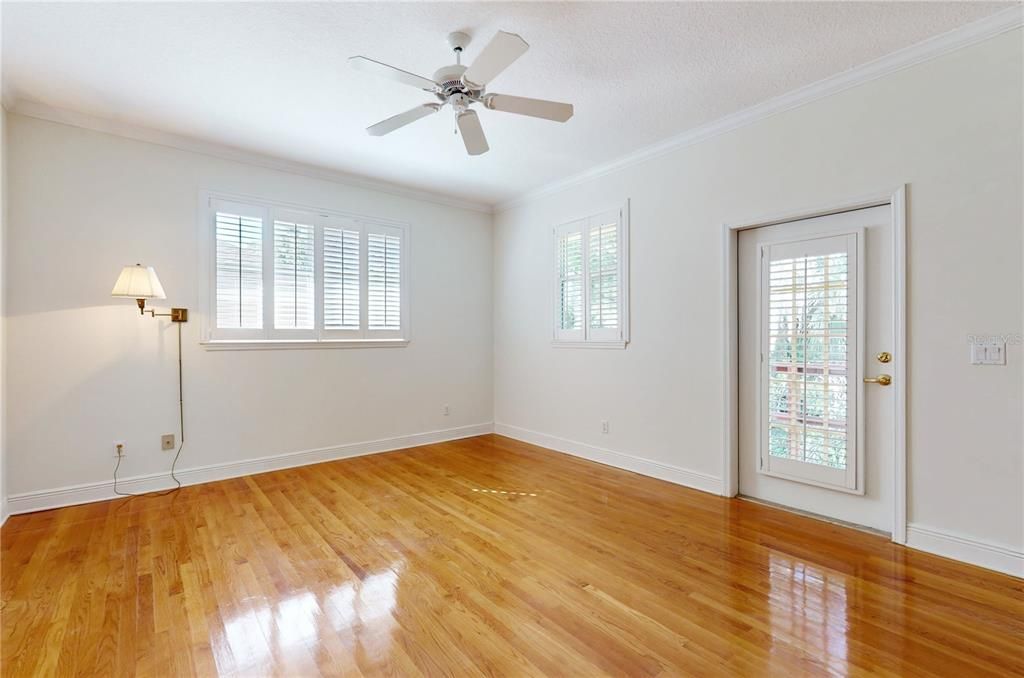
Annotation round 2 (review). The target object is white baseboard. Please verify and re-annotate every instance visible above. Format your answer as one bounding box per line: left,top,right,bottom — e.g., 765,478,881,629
10,423,1019,580
494,423,723,495
906,524,1023,579
5,423,494,516
494,425,1022,578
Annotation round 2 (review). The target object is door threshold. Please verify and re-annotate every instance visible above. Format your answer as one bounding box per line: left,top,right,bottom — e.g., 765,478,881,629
737,495,891,538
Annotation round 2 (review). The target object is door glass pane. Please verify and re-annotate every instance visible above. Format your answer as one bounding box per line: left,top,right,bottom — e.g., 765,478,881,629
767,251,849,469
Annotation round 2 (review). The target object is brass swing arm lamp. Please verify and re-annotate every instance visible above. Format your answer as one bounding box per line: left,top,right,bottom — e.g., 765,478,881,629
110,264,188,322
144,304,188,322
110,264,189,494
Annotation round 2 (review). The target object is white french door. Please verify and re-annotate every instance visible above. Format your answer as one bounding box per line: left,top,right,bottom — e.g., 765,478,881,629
738,205,893,531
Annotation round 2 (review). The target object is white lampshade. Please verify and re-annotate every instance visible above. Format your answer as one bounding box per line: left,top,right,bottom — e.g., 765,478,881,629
111,264,166,299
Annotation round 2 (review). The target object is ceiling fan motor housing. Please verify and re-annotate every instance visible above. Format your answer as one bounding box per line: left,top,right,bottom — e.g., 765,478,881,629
432,64,481,99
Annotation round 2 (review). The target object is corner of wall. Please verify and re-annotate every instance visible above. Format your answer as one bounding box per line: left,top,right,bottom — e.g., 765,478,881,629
493,423,724,496
1,103,8,527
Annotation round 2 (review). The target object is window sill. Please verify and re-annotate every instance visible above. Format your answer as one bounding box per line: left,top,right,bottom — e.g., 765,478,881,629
552,340,628,350
201,339,410,351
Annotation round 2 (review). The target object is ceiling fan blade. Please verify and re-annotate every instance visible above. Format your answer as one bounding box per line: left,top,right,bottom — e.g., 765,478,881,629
348,56,438,92
484,94,574,122
462,31,529,88
457,110,489,155
366,104,441,136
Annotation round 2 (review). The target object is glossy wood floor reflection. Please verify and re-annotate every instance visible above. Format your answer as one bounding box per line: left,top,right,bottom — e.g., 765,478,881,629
3,435,1023,677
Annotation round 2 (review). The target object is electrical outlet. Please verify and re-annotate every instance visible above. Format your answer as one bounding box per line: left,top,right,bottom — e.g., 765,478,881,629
443,404,450,416
601,420,610,434
161,434,176,451
113,440,126,457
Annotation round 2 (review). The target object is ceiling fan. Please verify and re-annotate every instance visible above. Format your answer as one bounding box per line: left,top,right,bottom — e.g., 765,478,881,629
349,30,574,156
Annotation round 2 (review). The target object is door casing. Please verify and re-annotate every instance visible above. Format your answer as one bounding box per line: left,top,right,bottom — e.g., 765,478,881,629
720,186,907,543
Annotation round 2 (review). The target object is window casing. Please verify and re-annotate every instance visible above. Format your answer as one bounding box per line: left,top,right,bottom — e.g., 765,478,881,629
553,202,629,347
201,193,409,347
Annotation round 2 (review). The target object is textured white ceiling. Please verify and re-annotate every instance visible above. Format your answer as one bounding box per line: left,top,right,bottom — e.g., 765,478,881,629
2,2,1010,206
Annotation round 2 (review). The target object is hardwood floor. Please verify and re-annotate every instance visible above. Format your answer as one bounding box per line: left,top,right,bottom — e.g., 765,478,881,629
2,434,1022,677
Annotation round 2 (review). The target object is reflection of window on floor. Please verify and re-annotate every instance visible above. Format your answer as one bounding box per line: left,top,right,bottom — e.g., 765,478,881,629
769,554,849,665
768,251,849,470
220,562,402,674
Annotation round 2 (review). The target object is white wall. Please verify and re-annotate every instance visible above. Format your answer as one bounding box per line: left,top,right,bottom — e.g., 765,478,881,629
3,25,1021,576
494,31,1023,568
1,106,7,523
5,114,493,500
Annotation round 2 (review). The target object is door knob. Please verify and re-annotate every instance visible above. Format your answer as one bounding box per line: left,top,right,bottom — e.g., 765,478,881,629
864,374,892,386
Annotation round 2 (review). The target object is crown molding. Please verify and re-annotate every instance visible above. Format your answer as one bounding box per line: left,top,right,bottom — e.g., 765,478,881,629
5,99,493,214
7,6,1020,216
495,6,1023,213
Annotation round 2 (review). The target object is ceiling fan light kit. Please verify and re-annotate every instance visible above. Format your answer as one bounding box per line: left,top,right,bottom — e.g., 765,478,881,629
349,30,574,156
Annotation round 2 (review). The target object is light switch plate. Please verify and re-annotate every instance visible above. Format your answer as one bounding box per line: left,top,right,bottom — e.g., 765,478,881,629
987,341,1006,365
970,338,1006,365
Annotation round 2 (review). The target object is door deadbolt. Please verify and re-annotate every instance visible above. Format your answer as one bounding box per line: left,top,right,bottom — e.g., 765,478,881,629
876,351,892,364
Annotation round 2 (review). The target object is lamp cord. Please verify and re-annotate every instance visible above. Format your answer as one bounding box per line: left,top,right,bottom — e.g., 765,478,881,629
113,320,184,498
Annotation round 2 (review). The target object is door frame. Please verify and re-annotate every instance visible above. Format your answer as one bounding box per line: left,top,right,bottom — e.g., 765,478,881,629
721,186,907,543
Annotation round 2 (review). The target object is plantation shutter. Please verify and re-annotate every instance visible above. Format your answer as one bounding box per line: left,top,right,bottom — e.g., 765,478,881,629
587,211,620,340
215,208,264,330
323,224,361,331
761,232,859,491
555,221,585,342
273,220,315,330
366,225,403,335
206,195,408,344
553,206,626,345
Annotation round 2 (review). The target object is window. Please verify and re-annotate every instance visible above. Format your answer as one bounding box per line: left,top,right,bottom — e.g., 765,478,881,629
272,218,315,332
760,232,860,491
215,207,263,333
322,225,360,331
367,230,402,331
553,202,629,347
201,194,409,347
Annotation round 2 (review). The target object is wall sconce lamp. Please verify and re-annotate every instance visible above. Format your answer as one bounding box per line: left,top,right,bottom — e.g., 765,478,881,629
110,263,188,495
110,264,188,322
